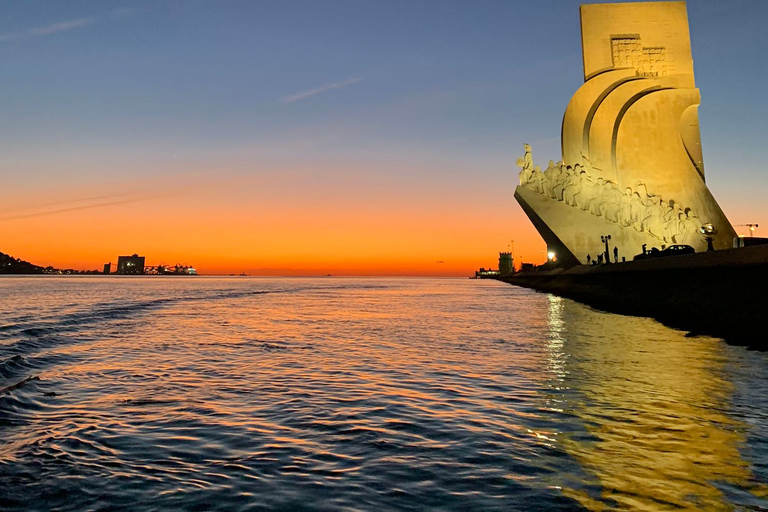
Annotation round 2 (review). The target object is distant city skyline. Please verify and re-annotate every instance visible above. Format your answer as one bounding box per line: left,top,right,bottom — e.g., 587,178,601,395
1,0,766,275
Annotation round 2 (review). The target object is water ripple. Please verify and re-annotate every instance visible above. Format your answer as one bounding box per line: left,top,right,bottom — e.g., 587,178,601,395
0,277,767,511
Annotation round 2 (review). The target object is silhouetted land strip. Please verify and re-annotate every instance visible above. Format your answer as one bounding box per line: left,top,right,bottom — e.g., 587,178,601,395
1,251,107,275
497,245,768,348
0,252,45,274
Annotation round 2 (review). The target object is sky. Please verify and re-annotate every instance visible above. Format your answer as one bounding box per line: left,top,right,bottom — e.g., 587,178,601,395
1,0,766,276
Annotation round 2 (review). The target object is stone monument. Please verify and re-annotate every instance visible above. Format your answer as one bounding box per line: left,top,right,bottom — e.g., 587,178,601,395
515,1,735,266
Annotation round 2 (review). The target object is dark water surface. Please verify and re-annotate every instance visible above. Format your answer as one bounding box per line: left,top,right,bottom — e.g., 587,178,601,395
1,276,767,511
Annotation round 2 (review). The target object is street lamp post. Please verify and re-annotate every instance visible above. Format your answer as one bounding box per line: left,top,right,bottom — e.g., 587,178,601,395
601,235,612,264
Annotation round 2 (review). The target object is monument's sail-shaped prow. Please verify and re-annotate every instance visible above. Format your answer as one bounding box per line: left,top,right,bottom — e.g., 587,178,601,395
516,1,735,265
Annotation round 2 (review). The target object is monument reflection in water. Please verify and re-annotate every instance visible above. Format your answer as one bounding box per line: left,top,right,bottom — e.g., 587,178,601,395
515,1,736,266
543,294,768,510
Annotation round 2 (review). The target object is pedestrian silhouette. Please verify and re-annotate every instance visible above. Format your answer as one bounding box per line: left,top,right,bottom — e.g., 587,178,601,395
613,246,618,263
586,254,591,264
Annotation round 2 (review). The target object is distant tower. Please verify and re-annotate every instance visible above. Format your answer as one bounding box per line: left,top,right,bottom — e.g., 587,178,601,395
103,262,111,275
498,252,513,275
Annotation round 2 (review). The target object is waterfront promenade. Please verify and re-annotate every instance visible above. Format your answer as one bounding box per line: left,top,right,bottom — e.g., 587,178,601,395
497,245,768,346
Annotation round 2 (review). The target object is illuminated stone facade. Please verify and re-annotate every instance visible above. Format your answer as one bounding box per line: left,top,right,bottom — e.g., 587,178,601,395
515,1,735,265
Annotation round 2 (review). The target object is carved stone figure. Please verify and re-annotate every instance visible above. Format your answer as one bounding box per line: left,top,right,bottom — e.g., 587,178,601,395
563,165,582,206
553,166,571,201
588,177,605,216
662,201,679,242
685,208,701,231
617,187,633,226
516,143,535,186
575,172,595,211
545,161,563,199
642,196,664,239
599,182,623,222
678,212,699,244
635,182,650,198
630,192,645,231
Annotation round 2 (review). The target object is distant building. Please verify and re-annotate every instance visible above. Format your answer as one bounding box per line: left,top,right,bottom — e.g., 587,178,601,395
498,252,513,275
474,267,500,278
116,254,145,274
103,262,111,275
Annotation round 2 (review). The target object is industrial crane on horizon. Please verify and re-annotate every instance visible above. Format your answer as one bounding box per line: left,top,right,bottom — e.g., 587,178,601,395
735,223,759,237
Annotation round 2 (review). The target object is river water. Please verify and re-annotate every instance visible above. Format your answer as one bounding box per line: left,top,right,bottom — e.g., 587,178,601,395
1,276,766,511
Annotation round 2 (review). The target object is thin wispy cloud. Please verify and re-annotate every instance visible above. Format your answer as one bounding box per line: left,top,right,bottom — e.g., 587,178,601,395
0,191,182,222
28,18,95,36
0,7,136,43
0,199,149,221
18,192,132,211
282,77,364,103
0,18,94,42
0,173,220,222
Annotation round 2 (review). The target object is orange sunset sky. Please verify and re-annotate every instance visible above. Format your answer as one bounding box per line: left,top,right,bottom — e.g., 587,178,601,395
2,159,544,276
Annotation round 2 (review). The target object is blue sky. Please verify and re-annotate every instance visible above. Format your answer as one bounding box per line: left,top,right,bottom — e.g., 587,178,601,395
1,0,766,271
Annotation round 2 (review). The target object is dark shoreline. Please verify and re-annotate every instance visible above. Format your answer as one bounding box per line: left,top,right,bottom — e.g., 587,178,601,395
495,245,768,349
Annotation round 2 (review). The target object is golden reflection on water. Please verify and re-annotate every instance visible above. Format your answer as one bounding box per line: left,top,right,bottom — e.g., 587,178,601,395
545,295,768,510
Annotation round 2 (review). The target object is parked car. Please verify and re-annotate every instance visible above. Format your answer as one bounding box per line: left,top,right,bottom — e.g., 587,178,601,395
659,244,695,257
633,244,695,260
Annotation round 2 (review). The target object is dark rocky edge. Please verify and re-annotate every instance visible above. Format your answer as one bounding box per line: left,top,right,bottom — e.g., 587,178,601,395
496,245,768,349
